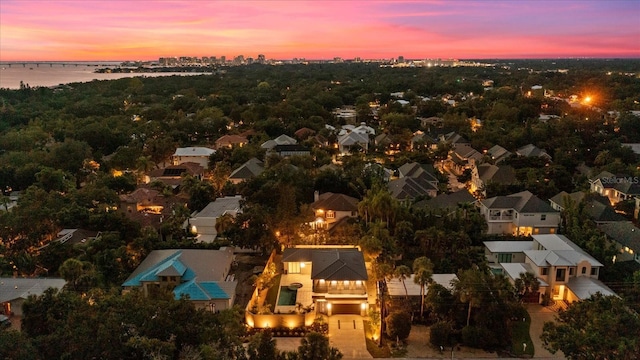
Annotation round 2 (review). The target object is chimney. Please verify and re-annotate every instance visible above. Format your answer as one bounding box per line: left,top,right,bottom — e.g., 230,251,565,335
314,191,319,202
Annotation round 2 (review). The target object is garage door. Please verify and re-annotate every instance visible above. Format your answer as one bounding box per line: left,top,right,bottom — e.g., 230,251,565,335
331,303,361,315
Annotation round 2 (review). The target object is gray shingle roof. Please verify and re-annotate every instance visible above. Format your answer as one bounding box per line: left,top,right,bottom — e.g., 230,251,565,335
388,177,437,200
195,196,242,218
311,193,359,212
281,247,368,281
516,144,551,159
311,249,368,281
414,189,476,210
0,278,66,303
477,164,516,184
229,158,264,180
599,222,640,252
482,191,557,213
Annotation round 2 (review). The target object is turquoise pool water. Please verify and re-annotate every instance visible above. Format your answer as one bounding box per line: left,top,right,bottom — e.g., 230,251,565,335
277,286,298,306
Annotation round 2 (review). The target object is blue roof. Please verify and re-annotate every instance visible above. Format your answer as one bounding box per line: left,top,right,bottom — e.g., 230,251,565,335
173,280,229,301
123,251,185,287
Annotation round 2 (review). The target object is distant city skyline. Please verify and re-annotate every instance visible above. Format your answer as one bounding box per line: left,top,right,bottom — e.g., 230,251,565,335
1,0,639,61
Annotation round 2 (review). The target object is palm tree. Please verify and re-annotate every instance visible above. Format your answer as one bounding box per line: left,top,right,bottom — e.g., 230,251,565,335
452,268,483,327
515,271,540,301
394,265,412,298
358,196,372,225
135,155,155,184
412,257,433,318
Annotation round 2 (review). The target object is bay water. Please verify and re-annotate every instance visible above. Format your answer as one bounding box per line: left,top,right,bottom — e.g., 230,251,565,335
0,63,211,89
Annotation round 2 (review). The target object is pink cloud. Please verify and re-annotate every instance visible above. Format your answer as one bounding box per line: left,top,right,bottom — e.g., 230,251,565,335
1,0,638,61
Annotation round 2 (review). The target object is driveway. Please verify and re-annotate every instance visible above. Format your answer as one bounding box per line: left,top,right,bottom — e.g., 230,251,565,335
526,304,565,359
328,315,372,358
275,315,371,358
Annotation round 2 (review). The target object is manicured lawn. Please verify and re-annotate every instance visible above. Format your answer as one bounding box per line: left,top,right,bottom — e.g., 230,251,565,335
263,274,282,311
510,310,534,357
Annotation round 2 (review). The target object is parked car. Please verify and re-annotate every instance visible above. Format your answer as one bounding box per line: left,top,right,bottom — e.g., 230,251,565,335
0,314,11,328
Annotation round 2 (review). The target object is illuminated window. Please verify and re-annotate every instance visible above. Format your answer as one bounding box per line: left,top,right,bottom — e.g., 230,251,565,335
326,211,335,219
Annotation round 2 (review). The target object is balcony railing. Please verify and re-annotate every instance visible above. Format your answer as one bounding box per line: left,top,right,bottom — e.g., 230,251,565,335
313,285,366,295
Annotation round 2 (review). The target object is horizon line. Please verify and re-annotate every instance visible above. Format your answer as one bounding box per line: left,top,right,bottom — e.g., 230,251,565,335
2,57,640,63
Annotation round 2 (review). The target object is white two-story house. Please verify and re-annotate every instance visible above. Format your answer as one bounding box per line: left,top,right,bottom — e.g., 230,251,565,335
479,191,560,236
485,234,615,304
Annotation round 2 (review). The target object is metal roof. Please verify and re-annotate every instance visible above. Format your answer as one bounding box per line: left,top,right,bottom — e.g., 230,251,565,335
0,278,67,303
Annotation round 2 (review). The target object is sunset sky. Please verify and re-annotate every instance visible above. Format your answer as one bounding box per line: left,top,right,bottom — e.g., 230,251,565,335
1,0,639,61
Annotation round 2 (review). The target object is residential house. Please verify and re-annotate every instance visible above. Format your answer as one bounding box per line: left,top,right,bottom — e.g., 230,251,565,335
437,131,468,145
186,196,242,243
549,191,627,224
280,246,368,315
387,274,457,302
0,191,19,212
470,164,517,195
54,229,100,246
485,234,615,304
410,131,437,151
214,134,248,150
337,131,369,154
375,133,401,154
622,143,640,156
119,187,185,229
261,134,297,150
389,162,439,202
589,171,640,204
549,191,585,212
122,248,237,311
599,222,640,263
172,147,216,169
120,188,165,215
447,143,482,175
364,162,393,182
1,278,66,316
413,189,477,211
418,116,444,129
148,162,204,189
479,191,560,235
332,107,357,123
228,158,264,184
516,144,552,161
538,114,560,123
486,145,512,164
310,192,359,231
294,127,316,141
271,144,311,157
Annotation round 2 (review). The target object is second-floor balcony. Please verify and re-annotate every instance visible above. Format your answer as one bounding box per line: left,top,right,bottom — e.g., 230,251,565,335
489,214,514,221
313,280,367,295
488,210,514,221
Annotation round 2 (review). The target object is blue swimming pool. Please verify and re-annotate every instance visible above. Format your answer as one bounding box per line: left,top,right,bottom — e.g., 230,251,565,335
277,286,298,306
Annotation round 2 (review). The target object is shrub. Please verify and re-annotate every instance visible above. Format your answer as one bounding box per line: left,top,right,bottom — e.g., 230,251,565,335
429,321,455,348
385,311,412,341
461,325,493,349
